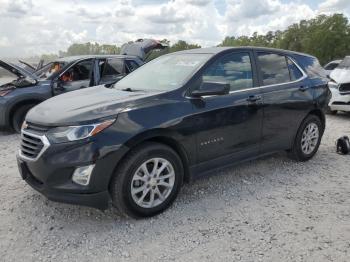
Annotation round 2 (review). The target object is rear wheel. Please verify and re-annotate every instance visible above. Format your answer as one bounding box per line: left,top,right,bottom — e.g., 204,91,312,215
110,142,184,218
12,104,35,133
288,115,323,162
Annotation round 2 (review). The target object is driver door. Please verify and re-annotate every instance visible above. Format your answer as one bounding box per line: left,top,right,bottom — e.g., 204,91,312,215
189,51,263,171
54,59,94,95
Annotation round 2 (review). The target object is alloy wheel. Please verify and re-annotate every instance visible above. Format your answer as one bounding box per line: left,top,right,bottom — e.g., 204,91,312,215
301,122,319,155
131,158,175,208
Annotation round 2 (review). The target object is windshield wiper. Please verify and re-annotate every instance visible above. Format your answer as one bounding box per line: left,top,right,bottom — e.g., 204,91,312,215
122,87,134,92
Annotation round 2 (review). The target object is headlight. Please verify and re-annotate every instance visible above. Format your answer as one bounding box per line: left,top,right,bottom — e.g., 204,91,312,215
46,119,115,143
328,81,339,89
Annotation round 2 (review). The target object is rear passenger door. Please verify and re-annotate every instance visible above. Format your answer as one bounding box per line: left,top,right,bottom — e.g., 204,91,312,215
256,52,314,153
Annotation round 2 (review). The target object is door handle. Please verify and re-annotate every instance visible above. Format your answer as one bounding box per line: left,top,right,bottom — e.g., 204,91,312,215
299,86,309,92
246,95,262,103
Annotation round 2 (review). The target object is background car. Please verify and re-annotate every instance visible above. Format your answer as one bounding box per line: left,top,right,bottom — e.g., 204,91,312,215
324,59,342,75
0,39,167,132
328,56,350,114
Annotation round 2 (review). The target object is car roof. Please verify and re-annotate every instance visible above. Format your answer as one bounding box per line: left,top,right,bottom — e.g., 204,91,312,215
175,46,315,58
55,54,138,63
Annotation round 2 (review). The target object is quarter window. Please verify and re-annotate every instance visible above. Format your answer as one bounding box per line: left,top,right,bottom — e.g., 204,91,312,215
258,53,290,85
201,52,253,92
287,58,303,80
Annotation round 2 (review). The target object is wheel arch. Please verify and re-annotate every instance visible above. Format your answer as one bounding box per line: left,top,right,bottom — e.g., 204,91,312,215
8,99,43,127
111,130,192,185
308,108,326,132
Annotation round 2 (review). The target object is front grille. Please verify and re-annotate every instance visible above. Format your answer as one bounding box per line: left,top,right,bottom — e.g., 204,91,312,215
339,83,350,93
26,122,50,133
20,133,45,159
332,101,350,105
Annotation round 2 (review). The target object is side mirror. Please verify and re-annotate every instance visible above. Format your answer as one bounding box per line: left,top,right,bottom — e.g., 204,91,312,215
191,81,230,97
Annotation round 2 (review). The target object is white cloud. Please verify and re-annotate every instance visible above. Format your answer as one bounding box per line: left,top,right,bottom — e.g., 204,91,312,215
0,0,348,58
319,0,350,13
0,37,10,47
0,0,33,17
223,0,315,36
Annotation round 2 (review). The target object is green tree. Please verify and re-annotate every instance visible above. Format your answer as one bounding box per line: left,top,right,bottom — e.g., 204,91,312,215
220,13,350,64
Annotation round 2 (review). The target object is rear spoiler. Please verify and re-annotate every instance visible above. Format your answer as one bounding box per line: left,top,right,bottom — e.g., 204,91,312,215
120,39,168,61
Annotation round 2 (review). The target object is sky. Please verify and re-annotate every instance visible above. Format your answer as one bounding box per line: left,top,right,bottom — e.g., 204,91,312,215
0,0,349,58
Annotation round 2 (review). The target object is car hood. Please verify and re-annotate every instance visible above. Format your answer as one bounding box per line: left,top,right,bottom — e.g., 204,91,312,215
0,60,37,81
26,86,161,126
330,68,350,84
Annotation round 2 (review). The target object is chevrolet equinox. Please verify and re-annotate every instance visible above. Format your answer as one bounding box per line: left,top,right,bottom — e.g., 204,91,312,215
17,47,330,218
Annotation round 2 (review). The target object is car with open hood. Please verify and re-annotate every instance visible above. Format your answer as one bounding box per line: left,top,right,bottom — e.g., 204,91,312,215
17,46,329,218
328,56,350,114
0,39,167,132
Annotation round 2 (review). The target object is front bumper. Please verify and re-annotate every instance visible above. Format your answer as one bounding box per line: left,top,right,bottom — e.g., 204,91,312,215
17,132,129,210
17,158,110,209
329,88,350,112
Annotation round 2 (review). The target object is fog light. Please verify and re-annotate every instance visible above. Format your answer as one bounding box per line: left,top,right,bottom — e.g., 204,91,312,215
72,165,95,186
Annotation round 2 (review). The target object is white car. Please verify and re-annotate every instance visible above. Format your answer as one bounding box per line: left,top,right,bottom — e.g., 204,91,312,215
324,59,342,75
328,57,350,114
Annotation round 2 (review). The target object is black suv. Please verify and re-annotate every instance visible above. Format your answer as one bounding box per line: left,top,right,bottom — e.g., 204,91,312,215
17,47,330,218
0,39,166,132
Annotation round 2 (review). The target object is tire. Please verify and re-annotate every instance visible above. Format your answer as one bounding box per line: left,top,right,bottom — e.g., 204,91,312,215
288,115,324,162
110,142,184,218
12,104,35,133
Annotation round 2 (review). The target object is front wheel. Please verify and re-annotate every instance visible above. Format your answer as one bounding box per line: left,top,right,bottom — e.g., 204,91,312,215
110,142,184,218
288,115,323,162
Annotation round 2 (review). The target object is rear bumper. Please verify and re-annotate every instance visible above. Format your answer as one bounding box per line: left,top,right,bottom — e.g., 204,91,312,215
17,157,111,210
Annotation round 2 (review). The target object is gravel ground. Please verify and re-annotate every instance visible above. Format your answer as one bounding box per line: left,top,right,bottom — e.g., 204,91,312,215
0,114,349,262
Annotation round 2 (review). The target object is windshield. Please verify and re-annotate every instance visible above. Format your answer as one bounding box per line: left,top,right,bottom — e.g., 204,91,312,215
337,57,350,69
34,61,67,79
324,62,339,71
114,53,211,91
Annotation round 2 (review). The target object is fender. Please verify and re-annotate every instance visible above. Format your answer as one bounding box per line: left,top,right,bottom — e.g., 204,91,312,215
6,94,49,126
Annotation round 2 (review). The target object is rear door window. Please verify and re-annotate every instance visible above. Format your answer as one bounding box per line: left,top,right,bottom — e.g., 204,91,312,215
126,60,140,73
101,58,124,77
99,58,126,86
258,52,290,85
